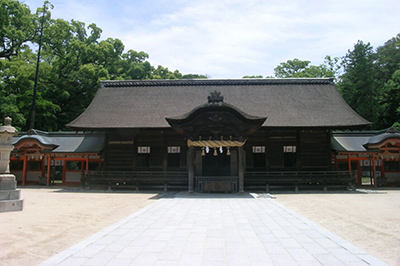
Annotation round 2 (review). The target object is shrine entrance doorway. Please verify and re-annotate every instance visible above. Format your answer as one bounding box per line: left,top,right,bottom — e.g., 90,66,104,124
202,149,230,176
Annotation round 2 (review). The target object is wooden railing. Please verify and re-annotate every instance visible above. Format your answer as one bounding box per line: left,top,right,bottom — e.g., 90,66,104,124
245,170,357,191
82,170,356,192
82,171,188,191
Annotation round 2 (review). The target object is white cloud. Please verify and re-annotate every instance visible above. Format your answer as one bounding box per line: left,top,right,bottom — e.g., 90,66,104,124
23,0,400,78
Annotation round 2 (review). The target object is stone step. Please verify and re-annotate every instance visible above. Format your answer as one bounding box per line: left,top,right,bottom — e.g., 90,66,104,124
0,198,24,212
0,189,21,200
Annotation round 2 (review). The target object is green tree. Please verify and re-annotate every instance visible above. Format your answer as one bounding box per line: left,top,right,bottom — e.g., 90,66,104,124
374,33,400,86
181,74,208,79
243,75,264,78
119,50,152,79
392,122,400,130
339,41,381,127
379,70,400,127
0,48,60,130
274,58,334,78
374,34,400,128
0,0,39,59
151,65,182,79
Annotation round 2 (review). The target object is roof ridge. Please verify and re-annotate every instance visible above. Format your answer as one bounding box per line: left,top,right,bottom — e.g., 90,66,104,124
100,78,334,88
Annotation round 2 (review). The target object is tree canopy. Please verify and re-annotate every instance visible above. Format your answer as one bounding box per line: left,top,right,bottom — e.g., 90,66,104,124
273,58,335,79
339,41,380,126
0,0,207,131
338,37,400,128
271,36,400,129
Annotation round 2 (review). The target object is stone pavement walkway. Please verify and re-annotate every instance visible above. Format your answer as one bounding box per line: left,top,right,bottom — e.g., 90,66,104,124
40,192,387,266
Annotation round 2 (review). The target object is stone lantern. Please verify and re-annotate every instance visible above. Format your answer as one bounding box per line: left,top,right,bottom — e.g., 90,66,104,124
0,117,23,212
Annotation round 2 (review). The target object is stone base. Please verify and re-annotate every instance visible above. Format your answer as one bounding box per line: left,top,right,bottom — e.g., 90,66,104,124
0,174,17,190
0,198,24,212
0,174,23,212
0,189,21,200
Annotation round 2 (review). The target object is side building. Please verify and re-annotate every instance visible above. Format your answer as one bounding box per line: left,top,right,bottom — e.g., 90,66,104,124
332,128,400,186
11,130,104,186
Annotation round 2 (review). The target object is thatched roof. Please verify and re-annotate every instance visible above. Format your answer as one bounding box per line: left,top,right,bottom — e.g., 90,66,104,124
67,78,370,130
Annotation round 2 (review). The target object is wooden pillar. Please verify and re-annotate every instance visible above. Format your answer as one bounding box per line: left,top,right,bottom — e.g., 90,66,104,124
86,155,89,174
104,132,109,170
357,160,362,186
62,160,66,183
162,133,167,171
334,156,338,170
195,150,202,176
326,129,332,170
132,135,137,170
265,130,270,170
296,129,302,170
22,154,27,186
238,146,244,193
41,156,45,177
373,157,377,187
47,156,51,186
187,146,195,194
348,156,352,173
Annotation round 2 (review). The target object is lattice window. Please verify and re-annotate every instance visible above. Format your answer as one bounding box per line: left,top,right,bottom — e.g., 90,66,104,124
138,146,151,154
283,146,296,153
252,146,265,153
167,146,181,153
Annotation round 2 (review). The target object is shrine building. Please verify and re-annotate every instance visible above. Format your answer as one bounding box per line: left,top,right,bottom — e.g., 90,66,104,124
9,78,400,191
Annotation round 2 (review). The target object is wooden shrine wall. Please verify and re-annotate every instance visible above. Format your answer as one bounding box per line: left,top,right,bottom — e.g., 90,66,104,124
105,129,187,171
299,129,331,170
104,128,332,172
245,129,331,171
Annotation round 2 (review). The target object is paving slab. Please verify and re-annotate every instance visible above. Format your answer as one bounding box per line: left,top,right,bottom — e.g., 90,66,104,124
40,192,387,266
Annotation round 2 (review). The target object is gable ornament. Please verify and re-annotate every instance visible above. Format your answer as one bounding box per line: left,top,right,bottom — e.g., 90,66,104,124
208,91,224,103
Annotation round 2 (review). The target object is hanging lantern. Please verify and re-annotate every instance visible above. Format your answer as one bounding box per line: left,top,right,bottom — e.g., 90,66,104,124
201,147,206,156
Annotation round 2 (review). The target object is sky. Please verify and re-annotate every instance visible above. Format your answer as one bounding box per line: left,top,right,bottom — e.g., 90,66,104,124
22,0,400,78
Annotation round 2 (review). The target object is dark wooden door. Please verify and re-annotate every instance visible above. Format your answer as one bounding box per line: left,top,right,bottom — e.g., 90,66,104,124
202,150,230,176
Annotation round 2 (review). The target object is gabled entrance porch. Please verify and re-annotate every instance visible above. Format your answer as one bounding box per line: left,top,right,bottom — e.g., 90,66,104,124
166,91,266,193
